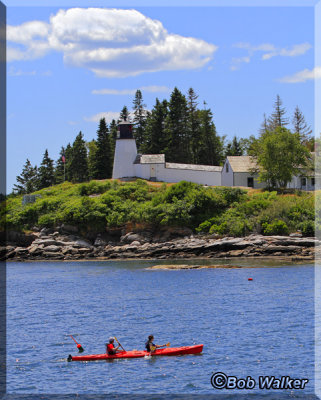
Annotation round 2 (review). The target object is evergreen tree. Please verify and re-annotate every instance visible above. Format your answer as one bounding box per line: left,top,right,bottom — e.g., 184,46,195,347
187,88,201,163
292,106,312,144
109,119,118,166
69,132,89,183
132,89,147,151
119,106,130,122
87,140,98,180
164,87,189,162
198,107,224,165
260,113,269,135
64,143,73,182
142,98,168,154
92,118,113,179
267,95,289,130
13,159,38,194
225,136,243,157
38,149,55,189
54,147,66,184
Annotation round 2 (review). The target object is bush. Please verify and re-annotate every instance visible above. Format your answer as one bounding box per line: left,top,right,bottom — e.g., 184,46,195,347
299,220,314,237
262,220,289,236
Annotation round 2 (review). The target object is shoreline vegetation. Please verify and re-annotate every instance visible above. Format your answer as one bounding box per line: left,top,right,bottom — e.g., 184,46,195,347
1,179,318,262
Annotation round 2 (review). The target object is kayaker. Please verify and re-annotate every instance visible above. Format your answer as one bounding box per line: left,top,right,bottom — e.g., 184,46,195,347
145,335,164,352
106,337,122,355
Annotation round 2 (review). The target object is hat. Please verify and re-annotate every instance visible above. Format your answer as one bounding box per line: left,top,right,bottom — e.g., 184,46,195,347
109,337,114,342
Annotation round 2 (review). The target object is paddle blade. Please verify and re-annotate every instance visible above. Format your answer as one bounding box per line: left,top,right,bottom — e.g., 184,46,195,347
166,342,170,347
78,346,84,353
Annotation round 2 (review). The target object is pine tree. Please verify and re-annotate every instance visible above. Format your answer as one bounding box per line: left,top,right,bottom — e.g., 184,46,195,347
54,147,66,184
109,119,118,166
92,118,113,179
187,88,201,163
198,107,224,165
87,140,98,180
292,106,312,144
267,95,289,130
69,132,89,183
64,143,73,182
119,106,130,122
132,90,147,151
13,159,38,194
225,136,243,157
164,87,189,162
38,149,55,189
142,98,168,154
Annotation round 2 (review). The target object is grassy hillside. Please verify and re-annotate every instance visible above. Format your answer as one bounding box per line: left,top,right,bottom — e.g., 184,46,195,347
1,179,316,237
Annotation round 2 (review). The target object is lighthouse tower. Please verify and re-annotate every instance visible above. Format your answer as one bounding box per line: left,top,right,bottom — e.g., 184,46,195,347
112,121,137,179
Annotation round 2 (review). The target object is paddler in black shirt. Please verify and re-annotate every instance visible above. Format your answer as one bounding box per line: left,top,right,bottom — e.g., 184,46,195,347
145,335,165,353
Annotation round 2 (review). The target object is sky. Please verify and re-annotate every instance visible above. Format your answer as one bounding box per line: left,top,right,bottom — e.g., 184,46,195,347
6,4,317,192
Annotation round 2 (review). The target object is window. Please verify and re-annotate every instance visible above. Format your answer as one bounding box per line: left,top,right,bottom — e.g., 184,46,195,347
311,178,315,186
226,163,229,173
247,177,254,188
301,177,306,187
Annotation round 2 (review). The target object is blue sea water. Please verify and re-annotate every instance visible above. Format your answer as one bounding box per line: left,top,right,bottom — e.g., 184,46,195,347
6,259,316,398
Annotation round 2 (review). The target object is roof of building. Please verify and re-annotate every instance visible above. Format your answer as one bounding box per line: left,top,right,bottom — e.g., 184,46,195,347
226,156,258,173
134,154,165,164
165,162,222,172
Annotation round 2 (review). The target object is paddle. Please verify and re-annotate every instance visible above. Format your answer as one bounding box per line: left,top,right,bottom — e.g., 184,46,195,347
150,342,170,352
69,335,84,353
114,336,126,352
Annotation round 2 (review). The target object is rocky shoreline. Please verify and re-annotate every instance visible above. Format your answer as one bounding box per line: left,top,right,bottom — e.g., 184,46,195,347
0,227,317,262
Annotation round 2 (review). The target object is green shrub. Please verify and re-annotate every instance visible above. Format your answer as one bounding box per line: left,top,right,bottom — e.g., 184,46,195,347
262,219,289,235
299,220,315,237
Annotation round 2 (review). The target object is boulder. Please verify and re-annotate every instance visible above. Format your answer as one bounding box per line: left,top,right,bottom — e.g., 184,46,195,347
43,245,61,252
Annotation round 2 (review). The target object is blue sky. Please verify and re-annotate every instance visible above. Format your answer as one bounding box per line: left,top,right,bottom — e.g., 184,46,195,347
7,5,316,191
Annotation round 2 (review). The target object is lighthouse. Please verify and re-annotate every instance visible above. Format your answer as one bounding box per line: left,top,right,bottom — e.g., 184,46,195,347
112,121,138,179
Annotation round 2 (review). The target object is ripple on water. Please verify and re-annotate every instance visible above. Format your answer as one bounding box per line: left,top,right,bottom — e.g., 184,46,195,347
6,261,315,395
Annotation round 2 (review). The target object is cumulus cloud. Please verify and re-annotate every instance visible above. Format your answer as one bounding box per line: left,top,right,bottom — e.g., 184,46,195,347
92,85,171,95
7,8,217,77
279,66,321,83
231,42,311,70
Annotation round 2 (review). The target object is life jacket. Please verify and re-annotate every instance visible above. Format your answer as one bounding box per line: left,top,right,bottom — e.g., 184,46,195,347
107,343,115,355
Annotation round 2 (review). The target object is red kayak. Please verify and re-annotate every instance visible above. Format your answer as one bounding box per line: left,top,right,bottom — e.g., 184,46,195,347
68,344,203,361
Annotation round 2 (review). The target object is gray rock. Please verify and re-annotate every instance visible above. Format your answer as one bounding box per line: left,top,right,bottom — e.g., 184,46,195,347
44,245,61,252
73,239,93,249
131,241,141,246
120,232,143,244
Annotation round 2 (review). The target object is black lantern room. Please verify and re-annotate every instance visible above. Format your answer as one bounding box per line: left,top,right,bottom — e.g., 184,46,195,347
117,121,134,139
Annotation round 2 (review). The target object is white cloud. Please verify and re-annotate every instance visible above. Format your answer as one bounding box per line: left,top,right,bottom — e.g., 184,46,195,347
7,21,51,61
8,66,36,76
8,66,52,77
231,42,311,70
7,8,217,77
262,43,312,60
92,85,171,95
279,67,321,83
84,111,121,123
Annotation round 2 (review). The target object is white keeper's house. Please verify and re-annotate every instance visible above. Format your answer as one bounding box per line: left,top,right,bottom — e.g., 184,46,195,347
112,121,315,191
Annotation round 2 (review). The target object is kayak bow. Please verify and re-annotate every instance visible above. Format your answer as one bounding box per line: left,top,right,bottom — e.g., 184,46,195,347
67,344,203,361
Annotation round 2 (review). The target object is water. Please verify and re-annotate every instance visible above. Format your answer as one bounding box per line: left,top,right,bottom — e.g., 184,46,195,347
6,259,315,397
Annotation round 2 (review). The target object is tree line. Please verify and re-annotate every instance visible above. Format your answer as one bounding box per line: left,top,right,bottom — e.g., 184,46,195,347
13,89,314,194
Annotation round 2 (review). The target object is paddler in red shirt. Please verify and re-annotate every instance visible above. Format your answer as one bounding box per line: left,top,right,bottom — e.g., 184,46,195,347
106,337,122,355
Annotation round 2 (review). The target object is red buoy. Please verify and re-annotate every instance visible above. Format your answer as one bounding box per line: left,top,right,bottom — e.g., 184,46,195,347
248,278,253,281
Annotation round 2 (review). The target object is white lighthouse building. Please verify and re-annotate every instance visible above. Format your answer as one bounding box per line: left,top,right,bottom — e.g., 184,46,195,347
112,121,222,185
112,122,137,179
